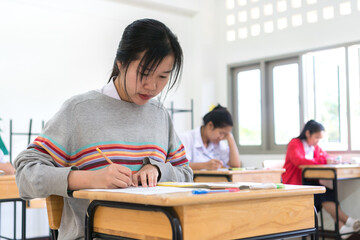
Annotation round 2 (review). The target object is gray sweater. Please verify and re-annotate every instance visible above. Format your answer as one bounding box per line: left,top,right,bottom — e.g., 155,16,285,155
14,90,193,240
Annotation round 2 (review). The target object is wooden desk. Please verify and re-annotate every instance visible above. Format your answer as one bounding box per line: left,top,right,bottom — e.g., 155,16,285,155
300,164,360,180
0,175,19,199
0,175,26,240
193,169,285,183
73,184,325,240
300,164,360,240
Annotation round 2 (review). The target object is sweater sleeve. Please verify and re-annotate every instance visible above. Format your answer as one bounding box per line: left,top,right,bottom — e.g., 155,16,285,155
286,139,324,167
14,98,76,199
314,145,328,164
147,112,193,182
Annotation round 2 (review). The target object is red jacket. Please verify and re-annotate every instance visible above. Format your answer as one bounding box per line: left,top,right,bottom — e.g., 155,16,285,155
282,138,328,185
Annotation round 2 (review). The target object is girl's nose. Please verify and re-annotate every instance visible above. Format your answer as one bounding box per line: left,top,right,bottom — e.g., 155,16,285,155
143,76,157,90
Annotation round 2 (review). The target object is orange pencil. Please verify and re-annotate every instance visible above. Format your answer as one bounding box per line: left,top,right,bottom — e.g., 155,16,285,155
96,148,113,164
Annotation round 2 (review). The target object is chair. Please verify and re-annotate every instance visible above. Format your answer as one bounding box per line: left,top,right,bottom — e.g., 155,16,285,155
262,160,285,170
45,195,64,240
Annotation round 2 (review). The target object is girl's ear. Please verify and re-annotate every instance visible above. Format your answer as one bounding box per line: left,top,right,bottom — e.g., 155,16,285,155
208,121,214,130
305,130,310,139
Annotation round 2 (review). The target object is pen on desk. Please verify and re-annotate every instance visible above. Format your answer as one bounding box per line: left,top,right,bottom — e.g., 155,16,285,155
192,188,240,195
229,167,244,171
96,147,114,165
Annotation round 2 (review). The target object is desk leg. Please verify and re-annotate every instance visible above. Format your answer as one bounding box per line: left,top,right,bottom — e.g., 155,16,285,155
14,201,16,240
85,201,183,240
312,206,319,240
333,176,341,240
21,200,26,240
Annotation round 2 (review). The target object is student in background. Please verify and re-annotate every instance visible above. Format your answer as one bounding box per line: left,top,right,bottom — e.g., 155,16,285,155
14,19,192,240
180,104,241,170
0,149,15,175
282,120,359,238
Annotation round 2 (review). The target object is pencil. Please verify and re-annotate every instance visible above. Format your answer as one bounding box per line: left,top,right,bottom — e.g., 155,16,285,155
96,147,114,164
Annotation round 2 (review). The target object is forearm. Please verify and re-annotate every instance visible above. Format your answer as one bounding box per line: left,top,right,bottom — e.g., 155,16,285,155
189,162,208,170
227,134,241,168
0,162,16,175
68,170,97,190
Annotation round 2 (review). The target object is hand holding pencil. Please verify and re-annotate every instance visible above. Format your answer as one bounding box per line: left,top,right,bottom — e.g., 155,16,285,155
95,147,134,188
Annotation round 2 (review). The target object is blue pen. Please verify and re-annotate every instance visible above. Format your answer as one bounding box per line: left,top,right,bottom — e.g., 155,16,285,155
192,189,239,194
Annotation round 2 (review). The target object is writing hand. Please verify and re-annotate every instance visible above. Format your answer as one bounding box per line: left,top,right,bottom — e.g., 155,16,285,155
93,164,133,188
326,157,340,165
132,164,159,187
206,159,223,170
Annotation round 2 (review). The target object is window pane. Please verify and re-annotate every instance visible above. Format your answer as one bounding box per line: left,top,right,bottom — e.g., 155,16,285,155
273,63,300,145
237,69,262,145
348,45,360,150
303,48,348,150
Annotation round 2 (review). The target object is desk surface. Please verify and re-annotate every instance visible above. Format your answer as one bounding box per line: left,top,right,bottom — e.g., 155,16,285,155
73,184,323,206
0,175,20,199
193,168,285,183
300,164,360,179
193,168,285,175
74,184,324,240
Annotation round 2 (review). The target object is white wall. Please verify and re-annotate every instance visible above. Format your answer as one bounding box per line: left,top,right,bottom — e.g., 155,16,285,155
0,0,210,237
0,0,210,160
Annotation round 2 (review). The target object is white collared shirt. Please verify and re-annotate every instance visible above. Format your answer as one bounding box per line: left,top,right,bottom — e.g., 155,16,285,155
97,80,121,100
302,140,314,160
179,127,230,167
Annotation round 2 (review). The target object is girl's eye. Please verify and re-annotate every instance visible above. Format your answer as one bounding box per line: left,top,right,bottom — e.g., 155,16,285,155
160,76,167,79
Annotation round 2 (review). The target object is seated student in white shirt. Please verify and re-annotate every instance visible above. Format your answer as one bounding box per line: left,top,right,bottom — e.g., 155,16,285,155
180,105,241,170
0,149,15,175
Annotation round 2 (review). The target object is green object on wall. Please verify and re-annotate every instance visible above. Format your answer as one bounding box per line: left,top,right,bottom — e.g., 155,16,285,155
0,136,8,155
0,117,8,154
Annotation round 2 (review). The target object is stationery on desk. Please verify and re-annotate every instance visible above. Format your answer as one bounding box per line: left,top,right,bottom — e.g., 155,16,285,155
157,181,284,190
192,188,240,194
79,182,284,197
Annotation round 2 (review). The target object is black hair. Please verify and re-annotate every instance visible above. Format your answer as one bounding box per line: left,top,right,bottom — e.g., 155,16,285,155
202,104,233,129
108,18,183,99
297,120,325,140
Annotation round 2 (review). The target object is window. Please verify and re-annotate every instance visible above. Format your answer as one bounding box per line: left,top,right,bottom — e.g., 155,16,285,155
302,48,348,151
348,45,360,150
230,43,360,153
234,67,262,146
270,61,300,146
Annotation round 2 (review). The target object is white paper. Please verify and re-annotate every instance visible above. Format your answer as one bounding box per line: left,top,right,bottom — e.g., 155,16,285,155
82,186,195,195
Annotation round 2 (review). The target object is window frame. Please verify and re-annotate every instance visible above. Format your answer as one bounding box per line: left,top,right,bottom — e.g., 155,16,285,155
231,64,265,153
228,41,360,154
267,57,304,151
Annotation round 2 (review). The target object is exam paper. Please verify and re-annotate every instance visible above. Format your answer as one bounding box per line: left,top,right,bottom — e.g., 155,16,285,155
82,186,195,195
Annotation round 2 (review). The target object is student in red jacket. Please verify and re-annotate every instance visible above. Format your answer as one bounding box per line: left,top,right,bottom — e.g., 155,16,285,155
282,120,359,238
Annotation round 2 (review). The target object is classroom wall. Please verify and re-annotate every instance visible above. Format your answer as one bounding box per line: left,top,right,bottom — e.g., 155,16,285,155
0,0,210,237
0,0,212,161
